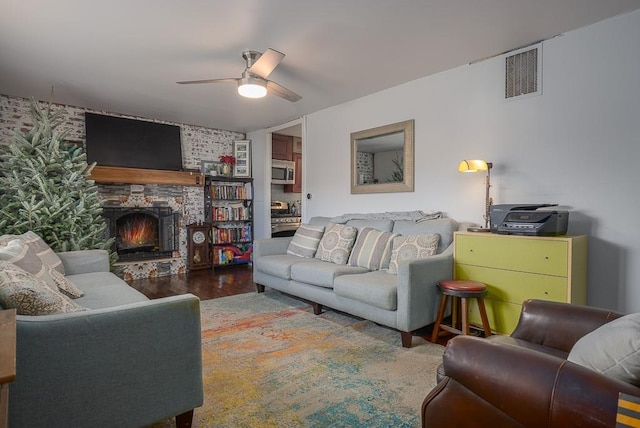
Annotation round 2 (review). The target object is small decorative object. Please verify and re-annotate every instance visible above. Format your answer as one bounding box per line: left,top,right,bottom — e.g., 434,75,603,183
201,160,221,176
187,223,211,271
219,155,236,176
233,140,252,177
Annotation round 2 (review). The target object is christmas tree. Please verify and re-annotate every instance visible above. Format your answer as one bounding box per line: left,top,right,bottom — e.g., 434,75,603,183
0,98,114,259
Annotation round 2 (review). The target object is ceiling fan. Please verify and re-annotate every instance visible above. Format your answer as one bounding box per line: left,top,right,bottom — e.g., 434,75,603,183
177,48,302,102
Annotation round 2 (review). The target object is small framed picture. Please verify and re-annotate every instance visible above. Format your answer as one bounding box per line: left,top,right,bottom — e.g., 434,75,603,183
233,140,252,177
201,160,222,176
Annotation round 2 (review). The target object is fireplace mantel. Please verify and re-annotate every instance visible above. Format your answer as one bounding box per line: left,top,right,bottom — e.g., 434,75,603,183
89,166,204,187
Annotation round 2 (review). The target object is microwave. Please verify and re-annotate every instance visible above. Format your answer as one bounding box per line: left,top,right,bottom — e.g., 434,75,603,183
272,159,295,184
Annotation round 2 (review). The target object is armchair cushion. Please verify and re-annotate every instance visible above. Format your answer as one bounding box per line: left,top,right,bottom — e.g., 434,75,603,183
568,312,640,386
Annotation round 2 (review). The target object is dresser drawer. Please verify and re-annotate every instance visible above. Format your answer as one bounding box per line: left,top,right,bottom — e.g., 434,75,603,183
456,265,569,304
455,234,568,277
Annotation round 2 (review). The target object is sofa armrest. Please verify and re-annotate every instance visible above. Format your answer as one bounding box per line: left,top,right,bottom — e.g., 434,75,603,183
395,252,453,332
511,299,625,353
423,335,640,428
253,237,293,258
11,294,203,427
57,249,110,275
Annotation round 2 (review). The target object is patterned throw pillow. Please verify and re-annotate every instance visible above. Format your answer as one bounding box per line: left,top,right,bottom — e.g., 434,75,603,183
387,233,440,274
348,227,399,270
0,261,86,315
0,231,65,274
0,239,84,298
287,224,325,258
315,223,358,265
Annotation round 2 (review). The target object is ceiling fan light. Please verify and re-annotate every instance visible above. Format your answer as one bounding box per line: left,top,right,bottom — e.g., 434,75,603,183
237,77,267,98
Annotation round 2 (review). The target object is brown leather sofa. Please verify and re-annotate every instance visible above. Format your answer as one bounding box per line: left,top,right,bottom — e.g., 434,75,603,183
422,299,640,427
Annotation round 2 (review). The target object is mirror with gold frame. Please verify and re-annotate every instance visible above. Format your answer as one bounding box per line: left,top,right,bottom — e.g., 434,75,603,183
351,119,414,194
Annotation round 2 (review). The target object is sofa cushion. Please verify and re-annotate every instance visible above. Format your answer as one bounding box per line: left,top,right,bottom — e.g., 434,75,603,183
568,312,640,386
334,271,398,311
0,239,85,298
391,218,457,254
290,261,368,288
345,219,394,233
388,233,440,274
0,231,65,274
348,227,398,270
255,254,317,280
287,224,325,258
69,272,150,309
315,223,358,265
0,261,86,314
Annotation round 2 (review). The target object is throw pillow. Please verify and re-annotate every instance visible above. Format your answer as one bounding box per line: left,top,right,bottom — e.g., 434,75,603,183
0,261,86,315
568,312,640,386
387,233,440,274
315,223,358,265
348,227,399,270
0,239,84,298
0,231,65,274
287,224,325,258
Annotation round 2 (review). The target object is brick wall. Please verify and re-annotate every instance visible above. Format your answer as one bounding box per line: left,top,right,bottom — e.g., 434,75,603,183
0,93,245,279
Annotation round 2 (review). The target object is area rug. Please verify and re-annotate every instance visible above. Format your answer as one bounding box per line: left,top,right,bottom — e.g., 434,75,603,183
155,291,444,427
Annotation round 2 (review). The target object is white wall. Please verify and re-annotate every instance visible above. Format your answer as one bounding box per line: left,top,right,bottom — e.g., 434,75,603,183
301,10,640,312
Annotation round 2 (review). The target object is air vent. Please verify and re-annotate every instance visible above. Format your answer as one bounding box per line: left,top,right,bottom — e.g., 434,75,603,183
505,43,542,100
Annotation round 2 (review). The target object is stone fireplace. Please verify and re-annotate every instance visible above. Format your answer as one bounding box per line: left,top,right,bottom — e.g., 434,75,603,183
103,207,180,262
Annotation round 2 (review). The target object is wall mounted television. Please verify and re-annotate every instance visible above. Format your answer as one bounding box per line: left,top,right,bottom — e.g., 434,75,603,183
85,113,183,171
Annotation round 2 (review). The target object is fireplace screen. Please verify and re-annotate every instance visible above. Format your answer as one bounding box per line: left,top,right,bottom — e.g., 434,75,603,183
103,207,180,262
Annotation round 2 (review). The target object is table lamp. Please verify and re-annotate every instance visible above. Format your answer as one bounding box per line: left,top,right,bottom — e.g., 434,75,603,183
458,159,493,232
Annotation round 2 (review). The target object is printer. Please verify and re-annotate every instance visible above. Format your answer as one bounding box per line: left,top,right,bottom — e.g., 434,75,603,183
489,204,569,236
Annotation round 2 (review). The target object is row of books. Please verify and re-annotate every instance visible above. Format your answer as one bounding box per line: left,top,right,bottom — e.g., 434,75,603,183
211,204,251,221
213,244,252,265
210,184,252,200
211,225,252,244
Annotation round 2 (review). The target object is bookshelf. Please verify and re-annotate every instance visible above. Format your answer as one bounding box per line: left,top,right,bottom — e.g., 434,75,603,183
204,176,253,266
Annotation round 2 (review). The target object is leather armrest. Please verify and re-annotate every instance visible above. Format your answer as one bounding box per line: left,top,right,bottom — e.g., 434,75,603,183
440,336,640,428
510,299,624,353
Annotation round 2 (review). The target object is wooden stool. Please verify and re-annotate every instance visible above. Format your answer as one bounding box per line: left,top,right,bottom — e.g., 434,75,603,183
431,279,492,342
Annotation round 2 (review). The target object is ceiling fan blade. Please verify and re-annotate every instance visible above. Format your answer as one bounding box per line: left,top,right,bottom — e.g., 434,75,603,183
249,48,285,78
177,78,238,85
267,81,302,102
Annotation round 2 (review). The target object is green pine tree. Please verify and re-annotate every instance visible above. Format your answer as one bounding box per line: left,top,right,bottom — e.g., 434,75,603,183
0,98,114,261
389,151,403,183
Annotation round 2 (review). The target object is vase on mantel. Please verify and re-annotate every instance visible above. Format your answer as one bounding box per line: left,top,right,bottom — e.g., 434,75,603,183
221,163,232,176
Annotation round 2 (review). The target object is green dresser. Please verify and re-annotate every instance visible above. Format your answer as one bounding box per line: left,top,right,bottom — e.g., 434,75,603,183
454,231,587,335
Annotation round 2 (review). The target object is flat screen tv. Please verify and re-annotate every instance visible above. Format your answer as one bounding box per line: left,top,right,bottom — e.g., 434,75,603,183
85,113,183,171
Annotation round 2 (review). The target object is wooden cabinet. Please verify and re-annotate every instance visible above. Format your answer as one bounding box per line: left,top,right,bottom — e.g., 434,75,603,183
284,152,302,193
454,232,587,335
272,133,293,160
204,177,253,267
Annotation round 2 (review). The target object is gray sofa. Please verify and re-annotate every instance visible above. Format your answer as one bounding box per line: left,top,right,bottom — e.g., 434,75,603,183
253,216,465,347
5,249,203,428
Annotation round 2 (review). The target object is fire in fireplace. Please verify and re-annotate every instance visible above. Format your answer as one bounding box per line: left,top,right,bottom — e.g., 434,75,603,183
103,207,180,262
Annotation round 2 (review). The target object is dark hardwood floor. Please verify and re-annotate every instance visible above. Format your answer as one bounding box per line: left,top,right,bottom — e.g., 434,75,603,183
126,264,453,345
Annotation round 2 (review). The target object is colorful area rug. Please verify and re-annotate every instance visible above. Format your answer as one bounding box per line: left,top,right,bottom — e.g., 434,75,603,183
155,291,444,427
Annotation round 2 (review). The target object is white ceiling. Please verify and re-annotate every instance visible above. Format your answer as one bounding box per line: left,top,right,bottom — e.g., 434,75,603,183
1,0,639,133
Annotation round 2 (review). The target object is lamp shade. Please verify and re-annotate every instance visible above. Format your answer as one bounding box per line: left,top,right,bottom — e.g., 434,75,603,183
237,76,267,98
458,159,491,173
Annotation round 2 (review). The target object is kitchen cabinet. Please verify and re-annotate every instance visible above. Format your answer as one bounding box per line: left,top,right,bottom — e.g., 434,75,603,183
204,176,253,267
284,152,302,193
272,133,293,160
453,232,587,335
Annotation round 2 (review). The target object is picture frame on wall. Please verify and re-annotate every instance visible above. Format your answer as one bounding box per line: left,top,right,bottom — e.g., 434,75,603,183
201,160,222,176
233,140,252,177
